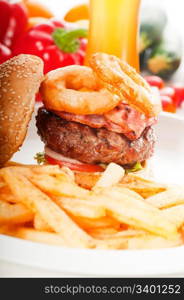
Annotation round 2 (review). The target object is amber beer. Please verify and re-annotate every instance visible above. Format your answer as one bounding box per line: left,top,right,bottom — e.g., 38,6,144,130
85,0,141,71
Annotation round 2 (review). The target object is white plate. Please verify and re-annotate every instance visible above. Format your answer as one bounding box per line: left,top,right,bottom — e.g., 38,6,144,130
0,111,184,277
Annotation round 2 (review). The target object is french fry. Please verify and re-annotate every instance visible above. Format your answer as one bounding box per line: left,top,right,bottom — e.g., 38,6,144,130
94,163,125,189
162,205,184,228
0,181,5,189
94,231,165,250
120,174,166,198
4,161,25,167
75,172,100,190
0,173,5,188
2,226,68,247
115,229,145,238
34,214,53,232
94,230,149,249
1,169,94,248
0,166,32,178
31,164,74,180
72,216,120,230
29,173,89,198
0,225,11,234
53,196,105,219
127,235,182,249
4,162,58,171
88,227,119,239
93,186,178,239
1,162,184,251
88,228,143,240
58,167,75,182
116,185,143,201
95,237,128,249
0,200,33,224
0,185,19,203
146,187,184,208
0,225,127,249
1,165,70,178
1,225,128,250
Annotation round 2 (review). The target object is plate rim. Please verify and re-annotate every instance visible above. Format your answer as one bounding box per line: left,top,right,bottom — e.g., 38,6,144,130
1,234,184,276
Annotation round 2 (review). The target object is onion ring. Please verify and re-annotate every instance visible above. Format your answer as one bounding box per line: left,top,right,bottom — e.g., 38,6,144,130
41,65,121,115
90,53,161,117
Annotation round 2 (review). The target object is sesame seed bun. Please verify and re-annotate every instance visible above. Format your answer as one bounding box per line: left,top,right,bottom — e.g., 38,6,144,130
0,54,44,166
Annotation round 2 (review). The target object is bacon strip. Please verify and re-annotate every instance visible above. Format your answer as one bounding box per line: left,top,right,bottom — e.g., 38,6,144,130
52,103,157,141
105,103,156,140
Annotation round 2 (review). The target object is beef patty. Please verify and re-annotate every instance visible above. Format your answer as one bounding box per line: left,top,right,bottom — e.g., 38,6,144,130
36,107,156,166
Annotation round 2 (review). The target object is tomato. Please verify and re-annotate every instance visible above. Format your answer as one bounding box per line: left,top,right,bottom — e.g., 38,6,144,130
45,155,104,172
35,92,42,102
161,95,176,113
160,85,184,108
171,84,184,107
144,75,164,89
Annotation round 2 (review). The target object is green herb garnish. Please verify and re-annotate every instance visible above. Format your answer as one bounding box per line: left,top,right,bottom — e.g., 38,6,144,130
125,162,143,174
34,152,45,165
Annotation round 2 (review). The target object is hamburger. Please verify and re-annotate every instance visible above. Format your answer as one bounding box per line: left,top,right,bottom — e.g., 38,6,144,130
36,53,160,178
0,53,160,187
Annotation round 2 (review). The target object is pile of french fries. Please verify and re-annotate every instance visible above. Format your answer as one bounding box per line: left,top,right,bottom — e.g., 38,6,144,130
0,162,184,250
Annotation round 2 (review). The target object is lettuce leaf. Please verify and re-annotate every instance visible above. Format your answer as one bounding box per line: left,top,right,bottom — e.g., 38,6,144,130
34,152,45,165
125,162,143,173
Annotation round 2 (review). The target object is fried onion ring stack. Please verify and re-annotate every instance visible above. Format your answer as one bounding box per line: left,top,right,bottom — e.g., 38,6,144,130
37,53,161,173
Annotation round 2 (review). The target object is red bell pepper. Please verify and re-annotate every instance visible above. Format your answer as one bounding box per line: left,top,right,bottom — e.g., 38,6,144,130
5,2,28,48
160,84,184,108
0,0,28,64
0,0,12,43
0,42,12,64
13,19,87,74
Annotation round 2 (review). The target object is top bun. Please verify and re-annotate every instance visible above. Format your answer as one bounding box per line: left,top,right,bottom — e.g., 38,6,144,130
0,54,44,166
